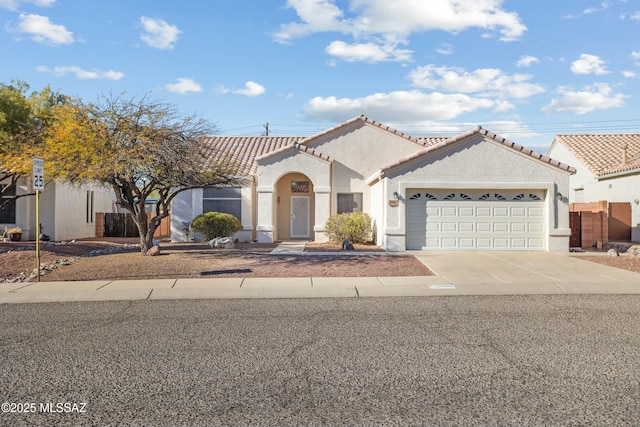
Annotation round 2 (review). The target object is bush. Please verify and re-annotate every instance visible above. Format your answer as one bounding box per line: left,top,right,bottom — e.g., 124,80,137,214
324,212,372,244
190,212,243,241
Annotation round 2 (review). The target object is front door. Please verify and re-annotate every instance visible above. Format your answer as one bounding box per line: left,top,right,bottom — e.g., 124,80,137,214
290,196,310,238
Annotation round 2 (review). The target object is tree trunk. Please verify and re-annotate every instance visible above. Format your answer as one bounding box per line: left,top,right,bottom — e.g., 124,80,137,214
131,210,165,255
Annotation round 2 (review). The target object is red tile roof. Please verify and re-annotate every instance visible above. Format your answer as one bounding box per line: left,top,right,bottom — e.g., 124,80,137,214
551,133,640,177
199,135,301,176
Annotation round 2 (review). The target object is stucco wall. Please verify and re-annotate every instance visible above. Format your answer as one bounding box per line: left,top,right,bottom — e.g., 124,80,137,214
304,122,426,216
53,182,115,241
381,135,572,251
2,179,114,241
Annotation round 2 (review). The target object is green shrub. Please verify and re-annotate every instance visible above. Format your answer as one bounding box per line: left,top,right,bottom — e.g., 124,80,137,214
324,212,372,244
190,212,243,241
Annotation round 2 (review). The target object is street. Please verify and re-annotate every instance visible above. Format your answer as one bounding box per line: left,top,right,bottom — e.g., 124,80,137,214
1,296,640,426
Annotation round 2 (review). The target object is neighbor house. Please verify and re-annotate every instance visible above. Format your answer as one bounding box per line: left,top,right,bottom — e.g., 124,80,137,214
1,177,115,241
171,115,575,251
547,133,640,242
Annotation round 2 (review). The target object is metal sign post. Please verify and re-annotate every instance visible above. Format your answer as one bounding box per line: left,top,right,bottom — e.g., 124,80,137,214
33,158,44,282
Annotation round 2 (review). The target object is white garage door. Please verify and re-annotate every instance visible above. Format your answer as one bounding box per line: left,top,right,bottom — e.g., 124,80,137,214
406,190,545,250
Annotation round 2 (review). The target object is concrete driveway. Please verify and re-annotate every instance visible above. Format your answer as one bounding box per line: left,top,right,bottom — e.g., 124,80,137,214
414,251,640,295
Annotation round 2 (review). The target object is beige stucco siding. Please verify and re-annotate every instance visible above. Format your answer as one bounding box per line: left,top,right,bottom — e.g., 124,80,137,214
304,122,425,216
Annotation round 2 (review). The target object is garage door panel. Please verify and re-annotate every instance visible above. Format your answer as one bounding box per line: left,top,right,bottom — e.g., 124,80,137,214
511,207,526,216
459,207,474,216
441,238,457,248
529,223,543,232
493,238,509,248
511,238,527,249
476,207,492,216
459,222,474,232
407,189,546,251
459,238,475,248
528,239,544,249
511,223,526,232
477,223,491,232
477,238,492,248
442,222,457,232
442,207,457,216
494,223,509,232
528,207,543,216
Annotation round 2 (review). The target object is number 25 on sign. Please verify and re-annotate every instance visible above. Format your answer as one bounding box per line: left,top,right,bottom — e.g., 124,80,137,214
33,157,45,191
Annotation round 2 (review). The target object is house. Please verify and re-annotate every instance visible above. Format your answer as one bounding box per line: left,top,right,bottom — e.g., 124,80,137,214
547,133,640,243
171,115,575,251
1,177,115,241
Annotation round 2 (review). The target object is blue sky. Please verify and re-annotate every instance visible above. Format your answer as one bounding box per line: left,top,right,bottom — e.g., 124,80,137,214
1,0,639,151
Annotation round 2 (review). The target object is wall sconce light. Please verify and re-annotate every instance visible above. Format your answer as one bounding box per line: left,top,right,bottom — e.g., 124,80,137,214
556,192,563,201
277,196,281,204
393,191,399,200
635,199,639,205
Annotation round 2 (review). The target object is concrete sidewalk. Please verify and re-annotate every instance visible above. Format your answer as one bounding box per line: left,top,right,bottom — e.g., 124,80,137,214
0,276,453,304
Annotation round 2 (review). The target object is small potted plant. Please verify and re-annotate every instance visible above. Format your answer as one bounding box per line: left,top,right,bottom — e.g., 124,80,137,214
4,226,22,242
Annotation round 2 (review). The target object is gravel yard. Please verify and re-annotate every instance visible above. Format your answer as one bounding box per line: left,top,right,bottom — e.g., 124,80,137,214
0,239,432,283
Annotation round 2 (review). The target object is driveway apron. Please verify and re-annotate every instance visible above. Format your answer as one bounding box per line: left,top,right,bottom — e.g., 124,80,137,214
414,251,640,295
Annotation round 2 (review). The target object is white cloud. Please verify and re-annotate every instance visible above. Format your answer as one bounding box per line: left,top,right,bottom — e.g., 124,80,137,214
274,0,526,62
571,53,609,75
409,65,545,99
303,90,496,123
582,1,611,14
622,70,636,78
37,65,123,80
542,83,627,114
516,55,539,68
17,13,73,45
165,78,203,94
325,40,412,62
632,11,640,20
435,43,453,55
233,81,266,97
0,0,55,10
140,17,181,49
632,51,640,65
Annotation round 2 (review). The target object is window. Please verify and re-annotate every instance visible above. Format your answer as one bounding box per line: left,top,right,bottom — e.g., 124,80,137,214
291,181,309,193
0,184,16,224
203,187,242,219
86,190,94,224
337,193,363,214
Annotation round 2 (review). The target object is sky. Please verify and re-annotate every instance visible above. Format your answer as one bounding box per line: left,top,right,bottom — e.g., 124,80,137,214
1,0,639,152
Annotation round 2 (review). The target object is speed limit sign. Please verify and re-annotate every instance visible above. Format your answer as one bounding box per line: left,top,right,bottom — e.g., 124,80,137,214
32,157,44,191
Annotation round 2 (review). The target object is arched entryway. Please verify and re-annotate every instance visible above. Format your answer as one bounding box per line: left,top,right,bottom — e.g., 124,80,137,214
275,173,315,240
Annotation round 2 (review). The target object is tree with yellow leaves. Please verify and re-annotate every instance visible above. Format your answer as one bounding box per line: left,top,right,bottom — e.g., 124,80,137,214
46,94,238,254
0,80,64,208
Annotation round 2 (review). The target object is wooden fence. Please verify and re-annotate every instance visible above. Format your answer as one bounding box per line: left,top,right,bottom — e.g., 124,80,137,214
569,201,631,249
96,213,171,238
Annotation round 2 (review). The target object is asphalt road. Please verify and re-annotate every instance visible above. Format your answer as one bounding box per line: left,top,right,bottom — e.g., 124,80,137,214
1,296,640,426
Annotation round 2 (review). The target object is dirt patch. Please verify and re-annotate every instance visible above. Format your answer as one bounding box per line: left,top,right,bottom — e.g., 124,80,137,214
575,255,640,273
1,240,432,282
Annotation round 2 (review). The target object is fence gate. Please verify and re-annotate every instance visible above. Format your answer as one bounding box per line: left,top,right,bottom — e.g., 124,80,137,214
103,213,139,237
569,211,581,248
